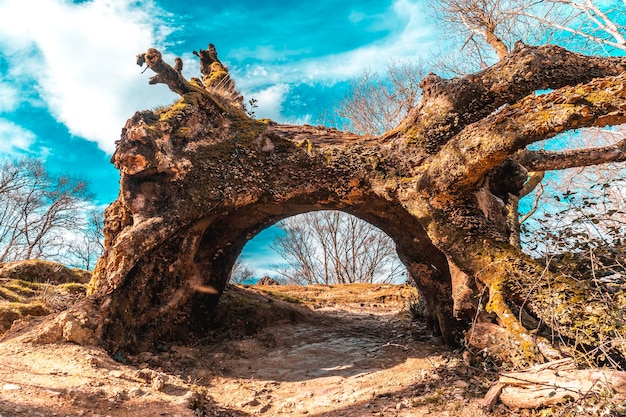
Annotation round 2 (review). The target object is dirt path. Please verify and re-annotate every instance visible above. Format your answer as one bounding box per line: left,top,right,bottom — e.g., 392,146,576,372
194,303,491,416
0,285,495,416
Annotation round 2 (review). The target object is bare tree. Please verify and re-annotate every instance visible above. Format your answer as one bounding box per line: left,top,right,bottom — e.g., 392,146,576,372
428,0,626,74
333,61,424,135
63,208,105,270
229,258,255,284
521,127,626,254
271,211,406,285
0,159,96,265
526,0,626,54
426,0,543,73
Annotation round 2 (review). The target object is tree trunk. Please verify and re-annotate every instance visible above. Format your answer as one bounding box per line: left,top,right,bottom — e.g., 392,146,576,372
34,44,626,377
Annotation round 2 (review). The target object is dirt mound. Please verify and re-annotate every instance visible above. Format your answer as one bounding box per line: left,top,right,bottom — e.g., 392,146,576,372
0,259,91,284
0,260,90,335
187,284,315,343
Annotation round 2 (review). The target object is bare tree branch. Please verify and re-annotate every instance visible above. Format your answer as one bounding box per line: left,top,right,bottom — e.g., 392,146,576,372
0,159,96,265
515,137,626,172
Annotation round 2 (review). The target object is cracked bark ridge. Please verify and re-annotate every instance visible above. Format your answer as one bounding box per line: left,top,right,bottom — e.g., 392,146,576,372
74,44,626,372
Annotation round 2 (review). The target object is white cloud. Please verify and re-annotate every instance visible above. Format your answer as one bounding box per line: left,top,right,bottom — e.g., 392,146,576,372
246,84,291,121
236,0,435,90
0,0,177,154
300,0,436,80
0,82,18,113
0,119,36,155
0,0,437,153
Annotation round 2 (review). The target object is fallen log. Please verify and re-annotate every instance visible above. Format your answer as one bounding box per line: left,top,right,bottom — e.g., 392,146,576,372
483,358,626,410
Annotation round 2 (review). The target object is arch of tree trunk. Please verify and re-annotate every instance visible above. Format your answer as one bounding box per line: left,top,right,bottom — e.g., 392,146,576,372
38,43,626,368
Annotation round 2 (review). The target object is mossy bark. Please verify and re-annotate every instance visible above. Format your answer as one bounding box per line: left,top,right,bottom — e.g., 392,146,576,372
69,44,626,366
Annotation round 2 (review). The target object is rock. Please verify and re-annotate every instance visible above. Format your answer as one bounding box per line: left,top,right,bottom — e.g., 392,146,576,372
108,370,124,378
29,308,97,346
129,387,145,398
2,384,21,390
135,368,167,391
453,380,469,388
243,398,260,407
255,276,280,286
152,375,165,391
85,355,100,367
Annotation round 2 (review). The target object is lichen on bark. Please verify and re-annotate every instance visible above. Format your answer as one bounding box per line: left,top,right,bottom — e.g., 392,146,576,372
66,43,626,370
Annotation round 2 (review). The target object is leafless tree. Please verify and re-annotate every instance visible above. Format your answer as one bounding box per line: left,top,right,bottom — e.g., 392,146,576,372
522,127,626,256
63,208,105,270
428,0,626,74
427,0,543,73
229,258,255,284
0,159,95,265
333,61,424,135
526,0,626,54
271,211,406,285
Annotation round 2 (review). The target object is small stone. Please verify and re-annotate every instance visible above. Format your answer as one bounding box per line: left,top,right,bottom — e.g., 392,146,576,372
453,380,469,388
152,375,165,391
396,402,406,410
129,387,145,398
2,384,21,390
259,404,271,413
245,398,260,407
108,370,123,378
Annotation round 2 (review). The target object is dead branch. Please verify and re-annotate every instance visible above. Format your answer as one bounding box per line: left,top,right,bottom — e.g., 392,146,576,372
136,48,202,96
515,137,626,172
483,358,626,410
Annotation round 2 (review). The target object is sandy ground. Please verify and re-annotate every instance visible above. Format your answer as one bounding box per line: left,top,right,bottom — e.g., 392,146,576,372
0,284,501,417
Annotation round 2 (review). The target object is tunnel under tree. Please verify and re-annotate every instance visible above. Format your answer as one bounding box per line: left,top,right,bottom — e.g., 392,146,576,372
39,43,626,370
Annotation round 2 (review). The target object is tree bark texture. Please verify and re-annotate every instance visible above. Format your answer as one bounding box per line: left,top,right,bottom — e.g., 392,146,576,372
45,43,626,377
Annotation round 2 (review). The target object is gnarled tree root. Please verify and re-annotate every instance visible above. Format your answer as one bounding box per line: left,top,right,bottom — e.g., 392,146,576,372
483,358,626,410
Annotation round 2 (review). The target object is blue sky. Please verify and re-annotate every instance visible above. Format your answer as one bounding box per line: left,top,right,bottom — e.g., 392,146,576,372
0,0,443,276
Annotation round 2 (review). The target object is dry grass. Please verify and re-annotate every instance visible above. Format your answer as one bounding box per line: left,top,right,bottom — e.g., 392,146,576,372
0,260,90,335
249,283,418,307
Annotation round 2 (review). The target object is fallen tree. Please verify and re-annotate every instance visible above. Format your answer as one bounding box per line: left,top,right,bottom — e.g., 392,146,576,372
28,42,626,412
